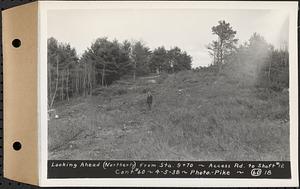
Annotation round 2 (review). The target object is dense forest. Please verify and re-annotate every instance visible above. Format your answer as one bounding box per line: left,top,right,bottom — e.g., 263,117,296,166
47,38,192,108
48,20,289,109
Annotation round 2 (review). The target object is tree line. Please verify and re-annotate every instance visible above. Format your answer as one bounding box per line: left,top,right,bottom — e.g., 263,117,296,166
48,20,289,108
205,20,289,90
47,37,192,107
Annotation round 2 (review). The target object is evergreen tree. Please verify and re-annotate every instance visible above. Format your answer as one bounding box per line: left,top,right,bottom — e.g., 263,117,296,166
167,47,192,73
149,46,168,73
207,20,238,71
131,41,151,79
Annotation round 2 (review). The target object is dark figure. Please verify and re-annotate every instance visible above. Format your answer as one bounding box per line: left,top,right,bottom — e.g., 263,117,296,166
146,91,153,110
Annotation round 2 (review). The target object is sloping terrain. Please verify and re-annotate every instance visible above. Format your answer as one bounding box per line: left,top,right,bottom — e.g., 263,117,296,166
48,70,289,160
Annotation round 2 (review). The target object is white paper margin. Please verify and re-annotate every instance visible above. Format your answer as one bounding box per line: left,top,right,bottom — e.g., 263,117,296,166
38,1,299,187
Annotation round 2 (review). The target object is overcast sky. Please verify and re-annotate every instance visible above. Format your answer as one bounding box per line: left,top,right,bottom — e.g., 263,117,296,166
48,9,289,67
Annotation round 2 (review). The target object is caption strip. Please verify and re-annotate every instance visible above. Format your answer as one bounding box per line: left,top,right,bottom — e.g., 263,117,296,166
48,161,290,178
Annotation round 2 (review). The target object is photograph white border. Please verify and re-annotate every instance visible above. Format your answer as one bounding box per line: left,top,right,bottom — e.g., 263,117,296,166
38,1,298,187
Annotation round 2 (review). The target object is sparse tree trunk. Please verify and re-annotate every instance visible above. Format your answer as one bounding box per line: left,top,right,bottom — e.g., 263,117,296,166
48,62,52,106
61,71,64,100
75,68,79,95
133,61,136,81
219,40,223,72
83,63,87,96
78,71,81,95
216,46,220,67
89,71,92,95
268,60,272,83
66,68,69,101
102,63,106,86
49,56,59,109
87,72,89,95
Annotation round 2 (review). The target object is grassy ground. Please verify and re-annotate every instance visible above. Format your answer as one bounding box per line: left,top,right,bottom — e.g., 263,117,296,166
48,69,289,160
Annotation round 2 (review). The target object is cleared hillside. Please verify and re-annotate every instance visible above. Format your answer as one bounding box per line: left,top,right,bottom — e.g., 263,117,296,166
48,69,289,160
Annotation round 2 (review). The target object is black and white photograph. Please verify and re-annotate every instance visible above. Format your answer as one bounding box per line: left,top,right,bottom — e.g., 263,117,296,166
47,4,291,162
1,1,298,187
40,1,299,186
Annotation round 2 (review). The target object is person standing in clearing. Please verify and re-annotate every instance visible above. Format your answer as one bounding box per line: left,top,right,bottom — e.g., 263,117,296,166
147,91,153,110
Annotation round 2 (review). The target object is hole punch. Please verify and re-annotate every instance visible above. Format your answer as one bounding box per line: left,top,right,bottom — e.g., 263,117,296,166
13,141,22,151
12,39,21,48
